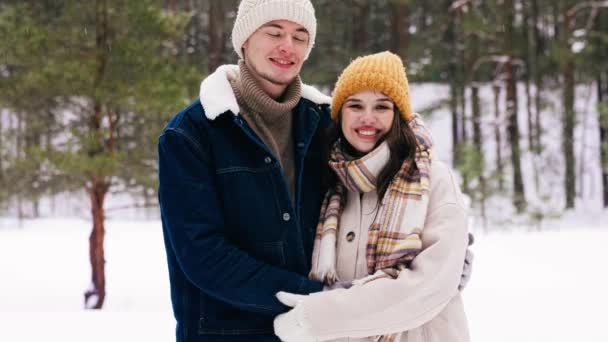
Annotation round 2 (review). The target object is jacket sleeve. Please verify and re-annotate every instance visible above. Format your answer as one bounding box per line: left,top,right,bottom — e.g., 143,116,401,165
300,164,469,340
158,128,323,316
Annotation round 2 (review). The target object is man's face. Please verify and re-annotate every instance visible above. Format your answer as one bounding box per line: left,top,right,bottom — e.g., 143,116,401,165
242,20,309,89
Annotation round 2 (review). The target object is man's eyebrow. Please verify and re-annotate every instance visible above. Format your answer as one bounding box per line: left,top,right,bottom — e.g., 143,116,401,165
261,23,309,34
262,23,283,29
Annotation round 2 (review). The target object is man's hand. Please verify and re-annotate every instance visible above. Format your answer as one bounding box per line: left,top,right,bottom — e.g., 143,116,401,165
459,233,475,291
274,292,316,342
323,280,353,291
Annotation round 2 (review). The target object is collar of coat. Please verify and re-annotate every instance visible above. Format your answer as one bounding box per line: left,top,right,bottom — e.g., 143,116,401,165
199,64,332,120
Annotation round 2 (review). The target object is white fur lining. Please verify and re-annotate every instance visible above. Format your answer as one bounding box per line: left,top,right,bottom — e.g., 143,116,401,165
301,83,332,107
199,64,332,120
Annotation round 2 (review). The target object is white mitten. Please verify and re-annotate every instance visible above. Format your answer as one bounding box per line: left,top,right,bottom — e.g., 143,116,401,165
274,292,316,342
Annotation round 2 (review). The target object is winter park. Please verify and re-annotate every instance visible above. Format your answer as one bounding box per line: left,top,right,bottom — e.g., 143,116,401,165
1,1,608,342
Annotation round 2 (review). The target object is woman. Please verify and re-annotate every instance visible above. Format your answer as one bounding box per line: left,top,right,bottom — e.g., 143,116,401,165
274,51,470,342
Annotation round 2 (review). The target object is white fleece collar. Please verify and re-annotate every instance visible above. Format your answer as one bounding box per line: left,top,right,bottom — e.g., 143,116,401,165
199,64,332,120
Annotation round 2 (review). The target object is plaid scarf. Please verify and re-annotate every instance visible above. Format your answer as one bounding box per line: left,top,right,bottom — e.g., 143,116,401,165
310,113,433,285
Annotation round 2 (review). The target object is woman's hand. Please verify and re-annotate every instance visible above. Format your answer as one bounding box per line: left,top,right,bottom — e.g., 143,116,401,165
274,292,316,342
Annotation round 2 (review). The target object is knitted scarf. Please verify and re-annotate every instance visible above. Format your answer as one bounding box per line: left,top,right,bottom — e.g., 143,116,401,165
310,113,433,285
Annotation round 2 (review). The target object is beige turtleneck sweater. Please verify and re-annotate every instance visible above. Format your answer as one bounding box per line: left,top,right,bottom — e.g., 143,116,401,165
228,60,301,202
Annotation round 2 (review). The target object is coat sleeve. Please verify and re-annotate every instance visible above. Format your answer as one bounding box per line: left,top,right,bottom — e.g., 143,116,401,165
158,128,323,316
300,163,469,340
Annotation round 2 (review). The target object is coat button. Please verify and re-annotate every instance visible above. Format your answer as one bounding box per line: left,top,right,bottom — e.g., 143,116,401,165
346,231,355,242
264,157,272,164
282,213,291,221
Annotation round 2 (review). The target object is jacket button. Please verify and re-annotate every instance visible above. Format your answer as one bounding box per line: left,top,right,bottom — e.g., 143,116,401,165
264,157,272,164
282,213,291,221
346,231,355,242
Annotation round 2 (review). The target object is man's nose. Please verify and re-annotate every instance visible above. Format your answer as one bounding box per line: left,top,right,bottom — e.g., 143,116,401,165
278,36,295,54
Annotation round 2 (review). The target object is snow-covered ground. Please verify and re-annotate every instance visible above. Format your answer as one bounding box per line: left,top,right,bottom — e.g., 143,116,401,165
0,218,174,341
1,215,607,342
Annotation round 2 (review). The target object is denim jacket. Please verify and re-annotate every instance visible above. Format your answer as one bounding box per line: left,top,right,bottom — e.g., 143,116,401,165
158,65,332,341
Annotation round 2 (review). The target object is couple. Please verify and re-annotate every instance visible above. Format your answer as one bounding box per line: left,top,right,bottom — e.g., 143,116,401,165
158,0,472,341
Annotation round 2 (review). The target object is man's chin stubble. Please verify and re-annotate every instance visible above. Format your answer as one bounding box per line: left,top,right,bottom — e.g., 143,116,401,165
261,73,295,86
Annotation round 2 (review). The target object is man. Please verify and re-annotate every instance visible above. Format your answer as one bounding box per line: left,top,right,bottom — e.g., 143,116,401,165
158,1,473,341
158,1,331,341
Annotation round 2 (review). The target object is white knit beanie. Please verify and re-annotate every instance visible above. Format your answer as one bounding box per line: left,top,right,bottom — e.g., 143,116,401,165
232,0,317,60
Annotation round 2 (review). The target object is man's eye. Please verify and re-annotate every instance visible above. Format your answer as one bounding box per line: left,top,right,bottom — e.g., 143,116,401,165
294,35,308,42
267,32,281,37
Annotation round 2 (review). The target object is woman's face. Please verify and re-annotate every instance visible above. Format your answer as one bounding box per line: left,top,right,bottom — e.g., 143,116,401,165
340,90,395,154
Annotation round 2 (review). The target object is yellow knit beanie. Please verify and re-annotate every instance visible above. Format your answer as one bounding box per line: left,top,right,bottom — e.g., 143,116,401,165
331,51,412,121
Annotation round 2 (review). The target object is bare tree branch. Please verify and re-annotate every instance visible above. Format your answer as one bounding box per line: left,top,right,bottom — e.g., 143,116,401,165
566,1,608,31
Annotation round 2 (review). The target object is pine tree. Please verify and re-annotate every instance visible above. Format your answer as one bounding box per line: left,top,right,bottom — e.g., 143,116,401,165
0,0,197,308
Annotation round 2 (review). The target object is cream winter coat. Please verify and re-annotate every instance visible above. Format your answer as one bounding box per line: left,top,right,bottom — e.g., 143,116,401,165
300,159,470,342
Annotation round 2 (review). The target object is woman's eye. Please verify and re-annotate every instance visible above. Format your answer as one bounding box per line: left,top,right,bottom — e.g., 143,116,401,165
376,106,390,111
348,105,362,110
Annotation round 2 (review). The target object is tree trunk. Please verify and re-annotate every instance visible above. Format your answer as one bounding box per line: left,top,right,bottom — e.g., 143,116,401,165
493,84,504,191
84,178,109,309
457,10,467,147
505,0,526,212
506,59,526,213
389,0,409,58
599,72,608,208
353,1,370,52
84,0,109,309
420,1,429,32
562,61,576,209
450,81,460,167
472,83,487,227
0,110,3,182
167,0,176,12
531,0,544,155
327,0,339,83
596,10,608,208
522,0,535,153
208,1,226,73
445,0,460,167
470,27,486,226
17,111,24,220
563,11,576,209
456,8,468,195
